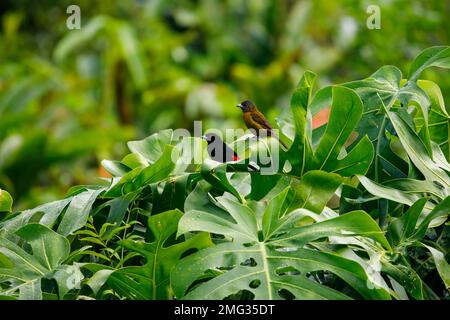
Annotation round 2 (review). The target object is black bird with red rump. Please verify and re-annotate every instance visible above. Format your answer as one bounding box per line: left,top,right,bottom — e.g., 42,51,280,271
202,133,258,171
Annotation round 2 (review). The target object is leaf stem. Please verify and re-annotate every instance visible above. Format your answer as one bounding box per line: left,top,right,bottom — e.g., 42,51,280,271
375,116,387,183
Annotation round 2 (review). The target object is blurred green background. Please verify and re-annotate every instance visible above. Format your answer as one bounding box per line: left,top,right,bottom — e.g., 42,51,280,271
1,0,449,210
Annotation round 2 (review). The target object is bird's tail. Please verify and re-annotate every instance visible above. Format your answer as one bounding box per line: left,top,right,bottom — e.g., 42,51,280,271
248,161,260,172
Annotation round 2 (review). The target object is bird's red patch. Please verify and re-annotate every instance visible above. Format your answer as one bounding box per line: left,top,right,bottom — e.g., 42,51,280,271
233,154,239,161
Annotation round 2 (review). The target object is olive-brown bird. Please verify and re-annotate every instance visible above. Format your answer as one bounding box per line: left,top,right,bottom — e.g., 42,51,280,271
237,100,288,149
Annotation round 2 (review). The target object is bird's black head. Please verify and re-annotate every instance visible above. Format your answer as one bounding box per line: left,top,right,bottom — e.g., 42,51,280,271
202,133,220,144
236,100,255,112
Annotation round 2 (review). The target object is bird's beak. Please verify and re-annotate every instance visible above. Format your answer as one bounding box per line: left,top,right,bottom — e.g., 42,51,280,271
201,135,207,140
236,103,243,109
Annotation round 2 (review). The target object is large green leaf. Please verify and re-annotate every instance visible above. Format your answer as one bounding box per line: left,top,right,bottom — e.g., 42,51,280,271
0,224,80,299
174,189,391,300
150,175,194,214
106,266,152,300
109,210,212,299
388,198,427,246
309,47,450,183
416,80,449,160
57,188,105,236
273,210,391,250
420,243,450,290
126,129,175,164
284,71,315,177
386,110,450,190
105,144,179,197
384,197,450,298
383,178,448,200
280,73,373,178
309,66,403,182
0,198,72,235
408,46,450,83
351,78,450,223
413,196,450,239
380,260,424,300
357,175,427,208
286,170,342,213
311,86,364,171
249,174,284,201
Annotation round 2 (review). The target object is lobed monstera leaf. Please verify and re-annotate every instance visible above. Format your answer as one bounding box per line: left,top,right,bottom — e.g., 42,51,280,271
305,47,450,231
0,224,82,299
279,72,374,179
172,188,391,300
307,87,373,175
99,209,212,299
308,46,450,183
234,72,374,202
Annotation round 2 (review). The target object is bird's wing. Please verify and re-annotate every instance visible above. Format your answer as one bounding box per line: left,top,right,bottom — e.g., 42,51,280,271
250,111,273,130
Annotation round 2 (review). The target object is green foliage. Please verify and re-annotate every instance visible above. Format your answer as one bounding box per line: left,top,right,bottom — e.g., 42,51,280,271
2,0,450,211
281,72,374,178
173,189,391,300
0,224,82,299
114,210,212,299
0,45,449,300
